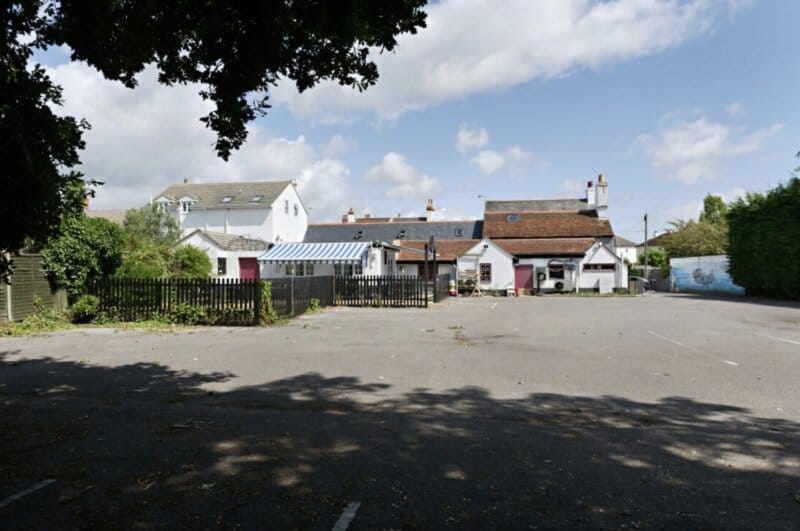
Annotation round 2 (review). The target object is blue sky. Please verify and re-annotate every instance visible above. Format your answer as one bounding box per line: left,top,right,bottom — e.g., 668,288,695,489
39,0,798,242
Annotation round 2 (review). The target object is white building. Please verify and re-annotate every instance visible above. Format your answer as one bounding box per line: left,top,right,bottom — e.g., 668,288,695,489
153,180,308,244
613,235,638,265
258,241,401,279
178,229,269,280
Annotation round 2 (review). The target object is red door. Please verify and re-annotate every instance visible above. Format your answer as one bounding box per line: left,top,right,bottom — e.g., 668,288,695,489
238,258,259,280
515,265,533,290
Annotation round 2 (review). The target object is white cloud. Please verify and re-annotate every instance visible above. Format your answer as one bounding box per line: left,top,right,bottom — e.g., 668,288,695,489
470,145,534,175
471,150,506,175
364,152,443,200
726,102,745,116
323,134,353,157
273,0,748,121
658,187,750,226
638,116,782,184
455,125,489,154
46,62,354,222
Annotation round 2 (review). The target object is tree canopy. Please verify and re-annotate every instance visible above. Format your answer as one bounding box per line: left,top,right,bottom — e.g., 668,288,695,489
1,1,427,277
699,194,728,226
660,219,728,258
122,205,181,250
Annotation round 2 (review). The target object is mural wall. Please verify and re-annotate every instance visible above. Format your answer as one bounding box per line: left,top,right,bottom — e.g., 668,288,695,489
669,255,745,296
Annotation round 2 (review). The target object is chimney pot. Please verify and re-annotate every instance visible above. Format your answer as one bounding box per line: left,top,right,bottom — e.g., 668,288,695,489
346,207,355,223
587,181,593,188
426,199,435,221
183,177,189,184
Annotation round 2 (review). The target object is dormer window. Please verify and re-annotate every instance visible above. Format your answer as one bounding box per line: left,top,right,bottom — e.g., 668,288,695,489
506,214,520,222
398,230,406,239
181,202,190,213
354,230,364,240
221,196,233,203
250,195,262,202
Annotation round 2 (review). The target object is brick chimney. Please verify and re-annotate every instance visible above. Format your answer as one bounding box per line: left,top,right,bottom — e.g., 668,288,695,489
426,199,435,221
596,174,608,219
586,181,595,206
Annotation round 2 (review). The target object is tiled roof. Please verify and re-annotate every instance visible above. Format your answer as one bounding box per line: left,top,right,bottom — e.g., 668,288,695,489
494,238,595,256
483,212,614,239
304,220,483,243
155,180,291,210
395,240,480,262
484,199,590,212
613,235,638,247
188,230,269,251
86,209,128,224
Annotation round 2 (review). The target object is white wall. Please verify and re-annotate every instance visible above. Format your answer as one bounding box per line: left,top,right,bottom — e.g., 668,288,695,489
615,246,638,265
271,185,308,243
260,246,396,279
179,208,271,240
179,232,264,279
459,239,514,292
579,244,628,290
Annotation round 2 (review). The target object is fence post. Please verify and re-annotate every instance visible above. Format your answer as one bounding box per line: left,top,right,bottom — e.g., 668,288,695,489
290,275,295,315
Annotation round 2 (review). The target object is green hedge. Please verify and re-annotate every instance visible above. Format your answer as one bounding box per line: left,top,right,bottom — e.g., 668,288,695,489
727,177,800,299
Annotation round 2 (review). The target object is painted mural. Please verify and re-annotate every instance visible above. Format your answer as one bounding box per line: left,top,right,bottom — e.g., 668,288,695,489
669,255,745,296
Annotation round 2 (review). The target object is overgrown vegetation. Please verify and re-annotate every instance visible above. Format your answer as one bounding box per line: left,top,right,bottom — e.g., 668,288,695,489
170,245,212,279
0,297,73,336
41,211,125,302
260,281,278,325
728,176,800,299
660,194,729,258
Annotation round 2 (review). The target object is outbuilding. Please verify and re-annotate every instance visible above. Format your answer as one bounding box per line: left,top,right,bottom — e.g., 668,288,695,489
178,229,269,280
257,241,401,279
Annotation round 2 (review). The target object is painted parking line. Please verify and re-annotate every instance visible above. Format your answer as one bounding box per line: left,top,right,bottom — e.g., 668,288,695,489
754,332,800,346
648,331,738,367
0,479,56,509
332,501,361,531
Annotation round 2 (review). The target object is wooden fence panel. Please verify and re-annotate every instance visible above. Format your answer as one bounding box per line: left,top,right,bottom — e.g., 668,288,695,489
333,275,427,308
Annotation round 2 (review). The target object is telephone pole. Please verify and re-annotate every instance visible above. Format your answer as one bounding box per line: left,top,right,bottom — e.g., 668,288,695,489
643,214,648,279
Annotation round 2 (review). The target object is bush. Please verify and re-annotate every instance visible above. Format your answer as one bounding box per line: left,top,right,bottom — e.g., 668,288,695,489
171,245,212,278
115,245,169,278
260,281,277,325
170,303,207,325
728,177,800,299
71,294,100,323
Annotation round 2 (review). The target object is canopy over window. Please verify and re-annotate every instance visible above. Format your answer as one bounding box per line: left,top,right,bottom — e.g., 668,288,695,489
258,242,371,265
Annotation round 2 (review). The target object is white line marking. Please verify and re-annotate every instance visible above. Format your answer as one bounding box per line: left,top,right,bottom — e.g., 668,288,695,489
754,332,800,346
332,501,361,531
648,331,686,348
0,479,56,508
724,360,738,366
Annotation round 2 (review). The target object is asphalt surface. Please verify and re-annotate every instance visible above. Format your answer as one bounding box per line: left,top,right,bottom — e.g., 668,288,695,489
1,293,799,529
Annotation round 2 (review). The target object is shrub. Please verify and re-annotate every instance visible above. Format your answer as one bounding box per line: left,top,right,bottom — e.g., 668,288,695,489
728,177,800,299
309,298,321,311
115,245,169,278
170,245,212,278
260,281,277,325
170,303,208,325
71,294,100,323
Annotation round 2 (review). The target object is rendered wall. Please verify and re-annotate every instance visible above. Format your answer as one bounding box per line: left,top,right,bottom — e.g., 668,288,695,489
669,255,744,295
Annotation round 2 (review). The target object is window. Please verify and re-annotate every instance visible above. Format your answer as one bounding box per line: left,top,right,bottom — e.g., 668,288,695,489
285,264,296,276
479,263,492,282
250,195,262,202
286,262,314,276
548,266,565,279
454,228,463,237
583,264,616,271
506,214,520,222
217,258,227,276
221,196,233,203
284,200,289,214
354,262,363,275
305,262,314,276
181,202,190,213
294,204,299,216
383,250,387,265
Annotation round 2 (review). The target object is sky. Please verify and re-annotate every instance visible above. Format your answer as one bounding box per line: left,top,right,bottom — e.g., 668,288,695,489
36,0,799,243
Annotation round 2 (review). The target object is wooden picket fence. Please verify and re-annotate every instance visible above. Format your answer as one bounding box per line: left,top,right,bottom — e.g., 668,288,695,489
87,278,262,325
334,275,428,308
269,276,334,317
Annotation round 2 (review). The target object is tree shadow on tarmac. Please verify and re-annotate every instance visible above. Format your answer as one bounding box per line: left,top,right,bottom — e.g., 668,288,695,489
1,351,798,529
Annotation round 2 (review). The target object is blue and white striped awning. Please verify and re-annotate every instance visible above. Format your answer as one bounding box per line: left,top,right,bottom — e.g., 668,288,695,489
257,242,371,264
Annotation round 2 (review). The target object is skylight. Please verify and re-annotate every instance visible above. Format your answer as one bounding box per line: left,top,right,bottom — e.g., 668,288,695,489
398,230,406,239
355,231,364,240
250,195,262,202
221,196,233,203
506,214,520,222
